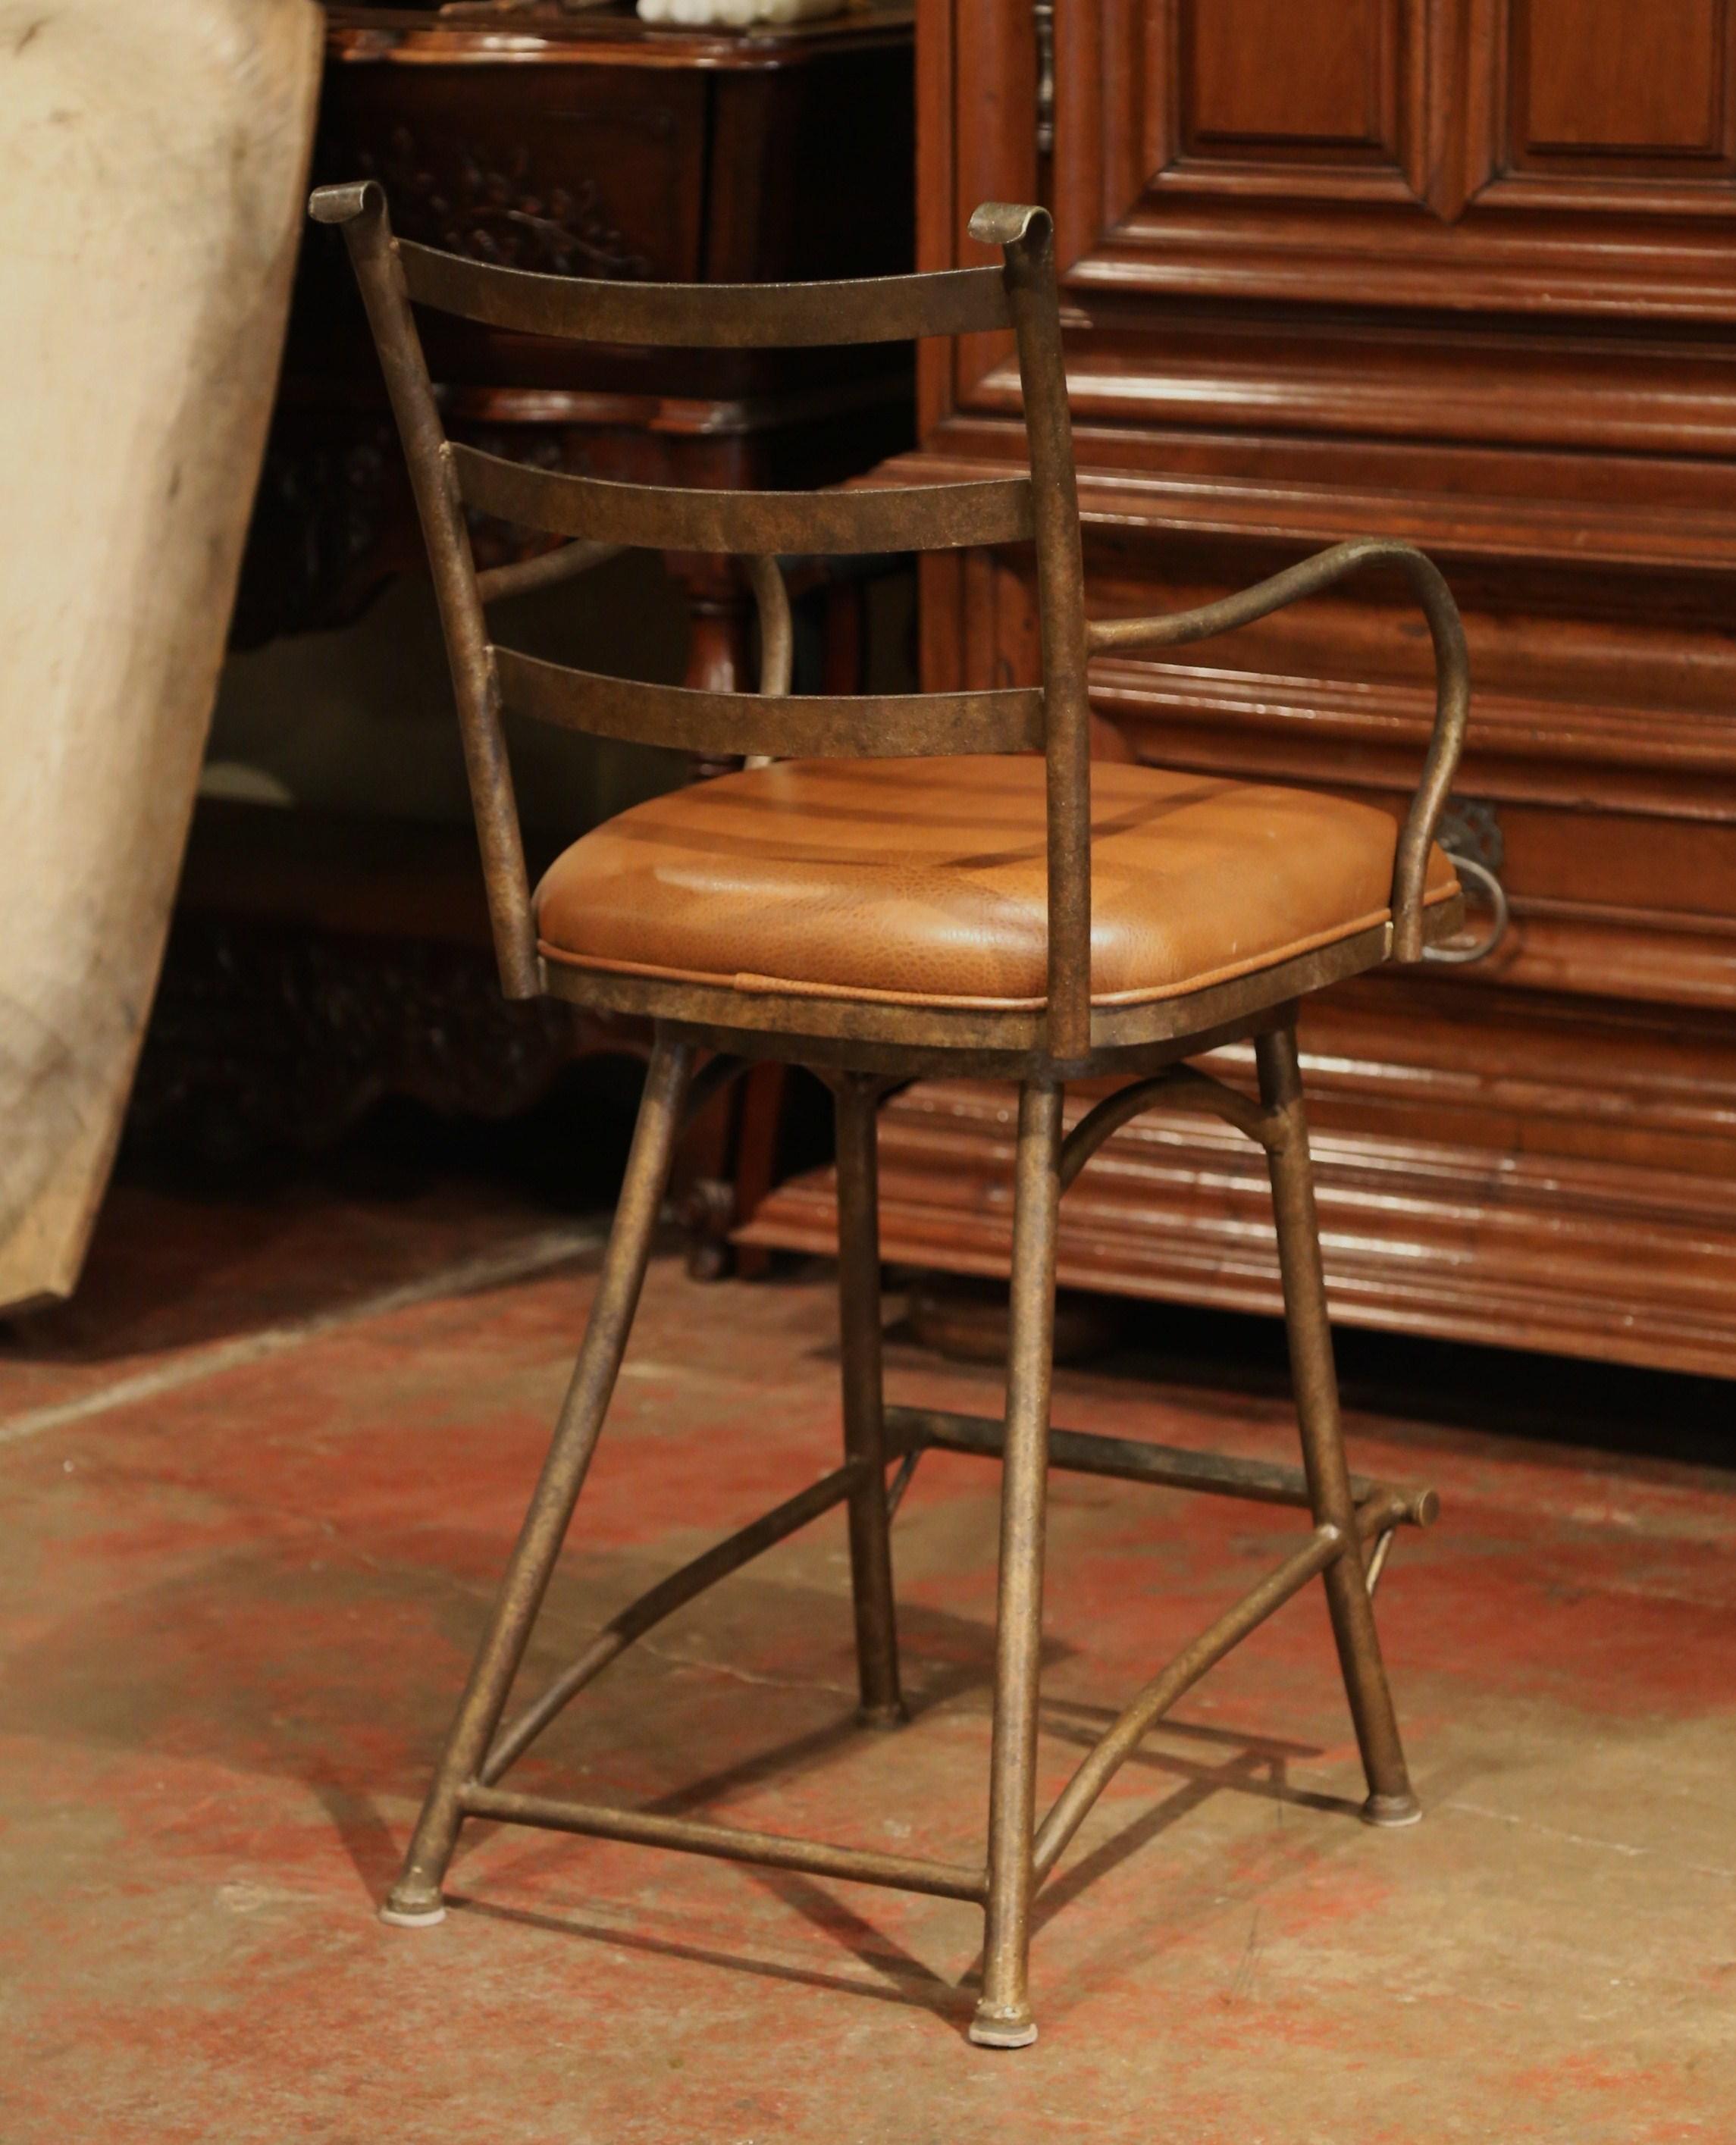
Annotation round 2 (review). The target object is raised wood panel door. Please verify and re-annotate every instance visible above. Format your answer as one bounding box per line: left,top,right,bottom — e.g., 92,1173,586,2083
1509,0,1731,169
921,0,1736,442
1168,0,1421,188
1183,0,1402,158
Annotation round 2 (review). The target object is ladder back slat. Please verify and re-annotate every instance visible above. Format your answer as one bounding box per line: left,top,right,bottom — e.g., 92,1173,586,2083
398,241,1012,346
451,446,1035,556
494,649,1044,759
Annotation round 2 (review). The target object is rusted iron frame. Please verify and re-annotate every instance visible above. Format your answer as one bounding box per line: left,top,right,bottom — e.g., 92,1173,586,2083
469,1051,770,1791
1086,537,1470,966
835,1072,906,1724
457,1518,1391,1921
1053,1055,1430,1600
973,1079,1064,2046
311,180,539,998
472,1414,1429,1883
315,172,1456,2033
492,646,1045,760
739,551,785,769
537,923,1465,1071
395,236,1014,346
881,1404,1438,1531
479,1456,871,1786
309,181,1045,1001
460,1785,988,1902
747,553,793,703
316,179,1462,1048
464,1428,1427,1924
1058,1063,1281,1192
1031,1523,1348,1881
358,1009,1430,1979
381,1031,695,1924
474,538,624,606
1258,1023,1418,1824
973,205,1092,1065
451,442,1035,555
679,1050,751,1131
1355,1488,1418,1542
374,1020,1431,1963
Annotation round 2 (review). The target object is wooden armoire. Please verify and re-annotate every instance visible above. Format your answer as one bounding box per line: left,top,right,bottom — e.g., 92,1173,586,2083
741,0,1736,1379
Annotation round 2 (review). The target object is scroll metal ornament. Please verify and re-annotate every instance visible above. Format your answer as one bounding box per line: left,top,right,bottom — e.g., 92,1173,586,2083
1425,798,1510,966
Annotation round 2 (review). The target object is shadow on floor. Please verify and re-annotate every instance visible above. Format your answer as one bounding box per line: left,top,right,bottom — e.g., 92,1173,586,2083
1033,1295,1736,1476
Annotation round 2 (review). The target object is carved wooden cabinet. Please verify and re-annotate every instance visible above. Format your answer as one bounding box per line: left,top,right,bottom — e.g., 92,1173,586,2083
216,3,915,1266
245,1,916,678
742,0,1736,1376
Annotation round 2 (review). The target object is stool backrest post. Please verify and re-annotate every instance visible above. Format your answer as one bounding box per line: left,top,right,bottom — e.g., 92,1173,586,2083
972,204,1092,1064
309,182,1090,1051
309,181,539,998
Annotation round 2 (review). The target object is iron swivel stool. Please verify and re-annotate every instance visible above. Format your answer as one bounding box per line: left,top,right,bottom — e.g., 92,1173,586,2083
313,180,1465,2049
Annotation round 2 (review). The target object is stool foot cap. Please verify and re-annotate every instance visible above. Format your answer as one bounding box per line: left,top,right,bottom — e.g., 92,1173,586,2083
1362,1790,1422,1829
379,1899,447,1928
969,2008,1038,2050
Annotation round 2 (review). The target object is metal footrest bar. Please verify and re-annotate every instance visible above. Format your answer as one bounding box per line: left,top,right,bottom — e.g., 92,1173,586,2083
885,1404,1438,1528
456,1405,1428,1924
481,1458,870,1786
1032,1523,1347,1882
461,1783,989,1902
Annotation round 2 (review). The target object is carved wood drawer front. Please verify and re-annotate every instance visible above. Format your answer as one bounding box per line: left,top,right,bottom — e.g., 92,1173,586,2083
935,0,1736,437
322,64,709,286
1071,0,1736,306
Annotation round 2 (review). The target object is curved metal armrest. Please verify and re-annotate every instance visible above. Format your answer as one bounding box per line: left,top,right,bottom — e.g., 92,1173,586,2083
474,539,623,607
1086,537,1470,963
741,554,794,769
748,555,793,699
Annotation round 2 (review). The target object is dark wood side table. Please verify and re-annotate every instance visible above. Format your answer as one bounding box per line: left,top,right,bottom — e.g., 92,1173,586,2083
207,1,917,1265
240,0,916,679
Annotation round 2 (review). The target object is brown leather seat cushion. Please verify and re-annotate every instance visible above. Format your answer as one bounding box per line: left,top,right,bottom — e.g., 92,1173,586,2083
535,756,1458,1010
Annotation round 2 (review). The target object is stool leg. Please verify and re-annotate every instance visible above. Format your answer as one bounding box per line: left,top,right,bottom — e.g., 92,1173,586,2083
971,1080,1063,2049
1255,1025,1420,1828
381,1031,696,1924
835,1072,904,1725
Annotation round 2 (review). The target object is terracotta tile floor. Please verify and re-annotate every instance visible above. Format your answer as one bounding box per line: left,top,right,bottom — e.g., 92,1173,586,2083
2,1173,1734,2142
